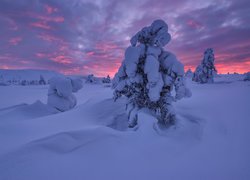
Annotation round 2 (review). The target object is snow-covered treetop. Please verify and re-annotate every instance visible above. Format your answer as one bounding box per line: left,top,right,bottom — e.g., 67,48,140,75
192,48,217,83
48,76,82,97
202,48,215,68
130,19,171,47
244,72,250,81
113,19,191,127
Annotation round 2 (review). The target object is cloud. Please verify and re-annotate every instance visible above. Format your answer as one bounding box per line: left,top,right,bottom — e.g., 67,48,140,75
8,37,22,45
0,0,249,76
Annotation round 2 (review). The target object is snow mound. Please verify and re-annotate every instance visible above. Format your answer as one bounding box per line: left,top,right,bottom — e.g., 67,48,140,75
47,76,83,112
0,100,57,121
25,127,120,154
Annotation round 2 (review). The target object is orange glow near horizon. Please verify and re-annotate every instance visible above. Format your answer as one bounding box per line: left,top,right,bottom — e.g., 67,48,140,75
184,61,250,74
3,61,248,77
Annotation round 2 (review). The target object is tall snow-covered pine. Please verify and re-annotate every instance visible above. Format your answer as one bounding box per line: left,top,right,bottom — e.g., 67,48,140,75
113,19,191,127
193,48,217,83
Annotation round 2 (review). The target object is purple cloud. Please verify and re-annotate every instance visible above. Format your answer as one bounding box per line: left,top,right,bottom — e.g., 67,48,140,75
0,0,249,76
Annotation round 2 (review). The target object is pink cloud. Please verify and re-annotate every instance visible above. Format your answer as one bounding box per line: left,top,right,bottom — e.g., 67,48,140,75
86,51,95,56
30,21,52,30
187,20,202,29
9,37,22,46
25,12,64,23
37,33,61,42
28,11,64,30
44,4,58,14
50,55,72,64
36,53,48,58
0,65,10,69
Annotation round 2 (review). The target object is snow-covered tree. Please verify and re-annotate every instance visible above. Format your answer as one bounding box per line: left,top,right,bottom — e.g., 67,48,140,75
39,75,46,85
102,75,111,83
21,80,27,86
244,72,250,81
47,76,83,112
0,75,4,83
185,69,193,78
193,48,217,83
112,19,191,128
85,74,97,83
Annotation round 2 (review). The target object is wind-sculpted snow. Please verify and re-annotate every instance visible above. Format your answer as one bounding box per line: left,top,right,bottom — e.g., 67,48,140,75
193,48,217,83
25,128,120,154
0,81,250,180
47,76,83,112
113,19,191,127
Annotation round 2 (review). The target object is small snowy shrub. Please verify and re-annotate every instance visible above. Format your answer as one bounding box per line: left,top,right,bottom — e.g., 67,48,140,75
193,48,217,83
39,75,46,85
102,75,111,83
47,76,83,112
112,19,191,127
244,72,250,81
185,69,193,78
86,74,97,83
21,80,27,86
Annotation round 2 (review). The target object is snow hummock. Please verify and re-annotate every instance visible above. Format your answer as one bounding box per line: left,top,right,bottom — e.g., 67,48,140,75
47,76,83,112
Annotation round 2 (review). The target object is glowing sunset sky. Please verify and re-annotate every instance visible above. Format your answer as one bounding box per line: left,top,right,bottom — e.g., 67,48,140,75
0,0,249,76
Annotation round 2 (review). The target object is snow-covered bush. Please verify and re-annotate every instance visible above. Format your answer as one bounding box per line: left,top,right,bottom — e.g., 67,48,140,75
102,75,111,83
47,76,83,112
21,80,27,86
112,19,191,127
244,72,250,81
85,74,97,83
30,80,39,85
39,75,46,85
193,48,217,83
185,69,193,78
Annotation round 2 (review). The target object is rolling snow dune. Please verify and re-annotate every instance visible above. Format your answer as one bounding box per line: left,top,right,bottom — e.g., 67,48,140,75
0,78,250,180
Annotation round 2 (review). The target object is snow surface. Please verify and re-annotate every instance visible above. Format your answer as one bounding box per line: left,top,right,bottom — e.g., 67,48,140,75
0,77,250,180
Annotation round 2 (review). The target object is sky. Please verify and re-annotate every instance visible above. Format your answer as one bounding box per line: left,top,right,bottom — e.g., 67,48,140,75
0,0,250,76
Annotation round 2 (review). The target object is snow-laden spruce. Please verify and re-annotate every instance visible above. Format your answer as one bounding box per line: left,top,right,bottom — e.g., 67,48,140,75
102,75,111,83
86,74,97,83
47,76,83,112
193,48,217,83
39,75,46,85
112,19,191,127
185,69,193,78
244,72,250,81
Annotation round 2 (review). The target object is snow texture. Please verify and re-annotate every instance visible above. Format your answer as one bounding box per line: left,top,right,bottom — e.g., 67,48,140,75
0,76,249,180
113,19,191,127
47,76,83,112
193,48,217,83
